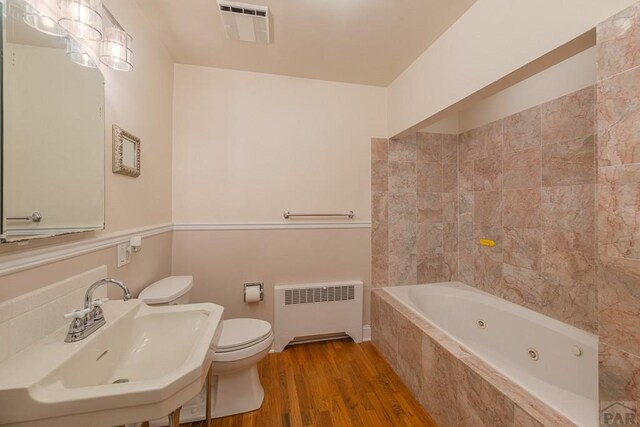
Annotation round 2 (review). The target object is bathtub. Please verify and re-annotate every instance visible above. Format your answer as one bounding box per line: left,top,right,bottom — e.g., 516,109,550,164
383,281,598,427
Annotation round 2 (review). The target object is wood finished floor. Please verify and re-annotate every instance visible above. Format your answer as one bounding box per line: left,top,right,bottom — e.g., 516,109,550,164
181,339,436,427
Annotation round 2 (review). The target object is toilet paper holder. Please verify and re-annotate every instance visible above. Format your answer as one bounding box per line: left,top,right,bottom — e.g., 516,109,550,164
244,282,264,302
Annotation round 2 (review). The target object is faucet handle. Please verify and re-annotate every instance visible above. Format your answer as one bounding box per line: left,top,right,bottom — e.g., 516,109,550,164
64,308,91,319
90,298,107,322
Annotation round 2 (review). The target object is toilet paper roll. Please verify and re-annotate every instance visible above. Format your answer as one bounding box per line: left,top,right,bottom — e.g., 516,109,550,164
245,286,261,303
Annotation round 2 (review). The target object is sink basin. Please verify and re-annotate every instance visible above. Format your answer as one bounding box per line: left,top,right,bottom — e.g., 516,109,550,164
0,299,224,427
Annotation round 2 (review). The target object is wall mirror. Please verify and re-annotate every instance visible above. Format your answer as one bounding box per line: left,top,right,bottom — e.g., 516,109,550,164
1,0,105,243
112,125,140,177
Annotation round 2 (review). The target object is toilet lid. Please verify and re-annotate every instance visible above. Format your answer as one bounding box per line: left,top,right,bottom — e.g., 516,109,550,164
138,276,193,304
216,318,272,351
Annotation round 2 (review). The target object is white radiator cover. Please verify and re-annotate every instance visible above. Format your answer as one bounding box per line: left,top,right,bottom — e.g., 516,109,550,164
273,281,363,352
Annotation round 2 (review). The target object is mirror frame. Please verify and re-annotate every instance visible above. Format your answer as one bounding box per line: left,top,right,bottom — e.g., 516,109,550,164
112,124,141,177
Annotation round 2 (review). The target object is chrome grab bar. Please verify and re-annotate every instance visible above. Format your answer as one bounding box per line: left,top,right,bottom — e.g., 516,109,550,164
283,210,354,219
7,211,42,222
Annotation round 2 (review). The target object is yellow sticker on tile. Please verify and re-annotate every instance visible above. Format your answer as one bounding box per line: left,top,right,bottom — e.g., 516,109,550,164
479,239,495,247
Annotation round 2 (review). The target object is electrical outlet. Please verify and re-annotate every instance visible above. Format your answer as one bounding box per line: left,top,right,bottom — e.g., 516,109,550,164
117,242,131,268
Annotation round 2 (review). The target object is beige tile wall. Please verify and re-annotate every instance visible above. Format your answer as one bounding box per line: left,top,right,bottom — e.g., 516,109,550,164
458,87,597,333
596,1,640,411
371,138,389,287
388,136,418,285
371,133,458,288
373,87,597,333
417,133,459,283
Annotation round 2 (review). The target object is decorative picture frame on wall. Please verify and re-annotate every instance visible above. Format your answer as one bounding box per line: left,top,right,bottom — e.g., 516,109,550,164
112,124,141,177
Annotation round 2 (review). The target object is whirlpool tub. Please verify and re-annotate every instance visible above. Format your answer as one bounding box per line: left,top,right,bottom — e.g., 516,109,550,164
374,282,597,426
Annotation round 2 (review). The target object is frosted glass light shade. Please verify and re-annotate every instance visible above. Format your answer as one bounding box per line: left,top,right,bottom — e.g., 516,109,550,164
100,26,132,71
58,0,103,41
23,4,66,37
66,37,96,68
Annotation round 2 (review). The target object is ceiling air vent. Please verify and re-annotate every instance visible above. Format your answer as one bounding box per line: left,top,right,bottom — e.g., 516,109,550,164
217,1,270,43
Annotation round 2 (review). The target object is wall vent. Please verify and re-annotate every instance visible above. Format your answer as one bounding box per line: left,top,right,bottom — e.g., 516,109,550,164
284,285,355,305
217,1,270,43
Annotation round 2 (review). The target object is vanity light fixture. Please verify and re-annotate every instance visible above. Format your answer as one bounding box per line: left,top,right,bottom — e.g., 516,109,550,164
58,0,103,42
23,3,66,37
66,37,97,68
100,25,133,71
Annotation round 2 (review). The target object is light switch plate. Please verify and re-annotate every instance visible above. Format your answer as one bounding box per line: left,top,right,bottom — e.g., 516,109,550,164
117,243,131,268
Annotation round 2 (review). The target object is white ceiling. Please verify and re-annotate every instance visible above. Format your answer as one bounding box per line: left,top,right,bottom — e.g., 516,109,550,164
135,0,476,87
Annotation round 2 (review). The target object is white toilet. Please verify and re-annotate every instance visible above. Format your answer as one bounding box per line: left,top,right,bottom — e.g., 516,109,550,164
139,276,274,421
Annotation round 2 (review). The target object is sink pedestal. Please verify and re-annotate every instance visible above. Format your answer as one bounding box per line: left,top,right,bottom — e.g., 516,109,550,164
140,364,213,427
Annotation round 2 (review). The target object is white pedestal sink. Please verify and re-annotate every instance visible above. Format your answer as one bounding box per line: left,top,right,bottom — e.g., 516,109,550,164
0,299,224,427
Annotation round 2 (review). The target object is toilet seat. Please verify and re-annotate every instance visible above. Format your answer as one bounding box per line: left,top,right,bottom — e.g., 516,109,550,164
213,318,273,362
216,318,272,351
212,332,273,362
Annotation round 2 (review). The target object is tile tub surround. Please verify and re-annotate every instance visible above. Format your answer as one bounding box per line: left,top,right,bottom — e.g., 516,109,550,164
0,266,107,363
597,2,640,413
370,290,575,427
373,87,597,333
371,134,458,288
458,87,597,333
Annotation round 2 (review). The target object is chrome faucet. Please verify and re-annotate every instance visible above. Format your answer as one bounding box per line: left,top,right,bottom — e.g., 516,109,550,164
64,278,132,343
84,278,131,310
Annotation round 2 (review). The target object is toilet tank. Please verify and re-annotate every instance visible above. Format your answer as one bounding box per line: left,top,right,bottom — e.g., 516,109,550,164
138,276,193,306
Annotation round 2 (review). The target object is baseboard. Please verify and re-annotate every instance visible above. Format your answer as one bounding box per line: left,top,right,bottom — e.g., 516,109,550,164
362,324,371,342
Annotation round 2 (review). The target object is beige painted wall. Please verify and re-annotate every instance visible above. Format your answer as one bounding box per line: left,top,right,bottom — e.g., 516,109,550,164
101,0,173,233
420,115,459,135
458,47,597,132
388,0,636,137
0,232,173,302
171,66,384,327
420,47,597,135
0,0,174,301
172,228,372,324
172,65,387,223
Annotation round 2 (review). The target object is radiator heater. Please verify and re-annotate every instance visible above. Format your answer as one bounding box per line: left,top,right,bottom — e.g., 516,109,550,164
273,281,363,352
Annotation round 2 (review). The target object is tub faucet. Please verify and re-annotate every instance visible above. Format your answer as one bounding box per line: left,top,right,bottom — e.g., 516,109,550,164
64,278,132,343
